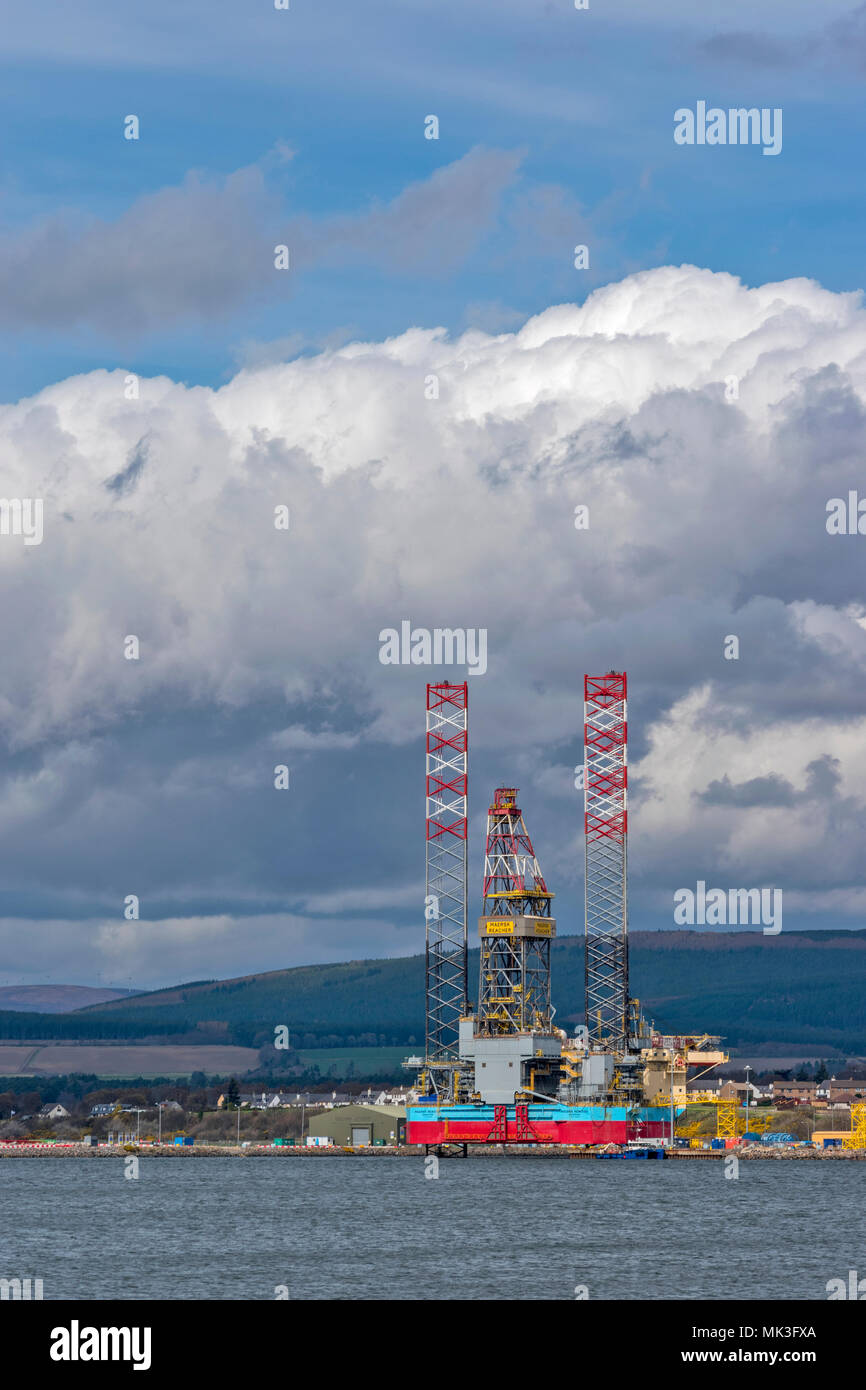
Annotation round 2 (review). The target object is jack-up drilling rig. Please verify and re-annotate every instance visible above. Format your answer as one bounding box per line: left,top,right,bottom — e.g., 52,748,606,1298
407,673,727,1147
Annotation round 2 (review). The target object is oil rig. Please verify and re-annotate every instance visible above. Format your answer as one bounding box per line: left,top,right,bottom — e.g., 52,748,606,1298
406,672,727,1147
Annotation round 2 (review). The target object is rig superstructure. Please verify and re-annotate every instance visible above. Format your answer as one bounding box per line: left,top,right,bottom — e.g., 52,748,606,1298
423,680,468,1101
584,672,629,1052
407,673,727,1147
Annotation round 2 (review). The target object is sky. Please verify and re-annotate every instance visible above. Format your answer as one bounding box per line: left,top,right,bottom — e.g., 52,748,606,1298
1,0,866,988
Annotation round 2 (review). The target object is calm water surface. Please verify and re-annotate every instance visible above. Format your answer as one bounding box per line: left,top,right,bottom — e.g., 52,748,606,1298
0,1156,862,1300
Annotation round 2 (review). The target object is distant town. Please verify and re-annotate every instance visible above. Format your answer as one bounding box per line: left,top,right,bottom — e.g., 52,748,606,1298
1,1064,864,1153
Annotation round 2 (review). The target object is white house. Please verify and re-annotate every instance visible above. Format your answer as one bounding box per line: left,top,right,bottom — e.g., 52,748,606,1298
38,1103,70,1120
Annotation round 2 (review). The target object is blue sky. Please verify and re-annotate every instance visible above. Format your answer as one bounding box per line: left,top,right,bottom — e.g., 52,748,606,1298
1,0,865,400
3,1,866,988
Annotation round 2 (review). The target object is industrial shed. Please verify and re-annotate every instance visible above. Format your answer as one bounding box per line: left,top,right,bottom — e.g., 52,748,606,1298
306,1103,406,1147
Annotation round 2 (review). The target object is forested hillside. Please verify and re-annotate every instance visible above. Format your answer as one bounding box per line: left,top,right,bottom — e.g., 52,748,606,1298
1,931,864,1054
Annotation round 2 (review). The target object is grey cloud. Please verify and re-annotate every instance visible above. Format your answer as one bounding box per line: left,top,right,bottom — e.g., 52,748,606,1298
0,165,279,334
826,3,866,70
105,435,150,496
697,32,810,68
803,754,843,799
697,773,798,808
302,146,524,275
698,3,866,73
0,148,522,335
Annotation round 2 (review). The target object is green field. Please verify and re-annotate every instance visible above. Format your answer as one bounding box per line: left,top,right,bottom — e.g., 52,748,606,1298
0,1042,409,1081
294,1045,411,1076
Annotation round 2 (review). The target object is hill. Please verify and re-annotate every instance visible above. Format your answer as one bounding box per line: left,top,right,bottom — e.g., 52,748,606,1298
0,985,134,1014
0,931,865,1055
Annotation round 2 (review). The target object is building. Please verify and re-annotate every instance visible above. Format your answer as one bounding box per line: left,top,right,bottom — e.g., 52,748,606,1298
354,1087,411,1106
90,1103,119,1117
306,1104,406,1147
234,1090,356,1110
238,1091,295,1110
38,1103,70,1120
285,1091,353,1108
773,1081,818,1104
822,1081,866,1102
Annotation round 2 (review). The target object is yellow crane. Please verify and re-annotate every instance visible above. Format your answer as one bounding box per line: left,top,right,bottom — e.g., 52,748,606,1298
842,1102,866,1151
714,1098,738,1140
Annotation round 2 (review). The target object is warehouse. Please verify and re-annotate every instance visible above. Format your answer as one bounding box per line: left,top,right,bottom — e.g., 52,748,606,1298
306,1103,406,1147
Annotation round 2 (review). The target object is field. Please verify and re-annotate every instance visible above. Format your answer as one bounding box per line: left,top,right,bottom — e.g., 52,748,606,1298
0,1042,409,1080
294,1045,410,1076
0,1044,258,1078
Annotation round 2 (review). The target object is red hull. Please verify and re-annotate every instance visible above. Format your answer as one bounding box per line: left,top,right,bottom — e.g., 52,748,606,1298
407,1118,669,1145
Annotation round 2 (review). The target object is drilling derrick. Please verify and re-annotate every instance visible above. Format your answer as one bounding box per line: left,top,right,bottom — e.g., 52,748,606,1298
424,682,468,1096
584,672,630,1052
477,788,555,1035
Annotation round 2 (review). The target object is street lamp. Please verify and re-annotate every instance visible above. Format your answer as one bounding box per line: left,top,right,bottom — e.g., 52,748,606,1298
745,1065,752,1120
830,1077,836,1130
126,1108,146,1143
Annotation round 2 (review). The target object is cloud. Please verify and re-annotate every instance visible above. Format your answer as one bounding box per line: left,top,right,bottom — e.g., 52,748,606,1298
697,32,810,68
696,756,841,809
632,689,866,900
697,773,798,808
0,912,421,988
0,147,522,334
105,435,150,496
3,263,866,980
1,0,844,71
697,2,866,73
301,146,523,275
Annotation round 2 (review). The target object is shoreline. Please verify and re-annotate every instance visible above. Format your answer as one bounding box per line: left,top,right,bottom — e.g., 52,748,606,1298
1,1142,864,1159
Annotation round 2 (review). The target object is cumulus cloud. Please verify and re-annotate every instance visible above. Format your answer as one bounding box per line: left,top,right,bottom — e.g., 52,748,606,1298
633,688,866,902
3,263,866,981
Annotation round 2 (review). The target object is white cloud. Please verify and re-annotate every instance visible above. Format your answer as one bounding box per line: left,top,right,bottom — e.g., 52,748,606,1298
633,684,866,892
2,263,863,740
4,262,866,979
0,911,421,988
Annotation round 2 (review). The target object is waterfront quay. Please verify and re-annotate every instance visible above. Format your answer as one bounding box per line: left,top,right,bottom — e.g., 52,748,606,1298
1,1141,865,1159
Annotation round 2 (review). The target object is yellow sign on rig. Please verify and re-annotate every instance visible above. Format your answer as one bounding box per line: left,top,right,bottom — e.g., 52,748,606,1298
479,915,557,938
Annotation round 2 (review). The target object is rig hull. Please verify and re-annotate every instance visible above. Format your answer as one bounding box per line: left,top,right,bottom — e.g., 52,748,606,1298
406,1102,673,1146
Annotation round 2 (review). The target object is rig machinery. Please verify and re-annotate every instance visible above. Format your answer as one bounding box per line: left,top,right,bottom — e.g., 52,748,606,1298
406,674,727,1147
